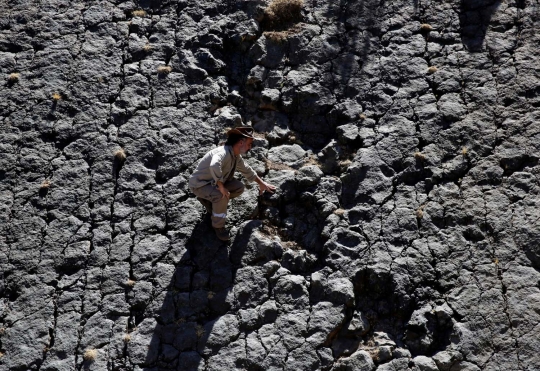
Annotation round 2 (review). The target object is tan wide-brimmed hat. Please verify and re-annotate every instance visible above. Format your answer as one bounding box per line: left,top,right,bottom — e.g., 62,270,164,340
226,126,254,138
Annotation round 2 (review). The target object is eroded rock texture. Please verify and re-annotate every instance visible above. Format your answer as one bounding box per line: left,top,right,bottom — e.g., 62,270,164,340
1,0,539,370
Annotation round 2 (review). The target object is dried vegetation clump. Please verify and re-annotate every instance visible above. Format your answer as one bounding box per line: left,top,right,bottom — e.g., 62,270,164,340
427,66,438,74
52,92,62,101
263,23,304,43
304,154,321,167
333,208,345,216
83,348,97,361
414,152,426,161
40,179,52,189
261,0,304,41
283,240,301,250
132,10,147,17
265,158,295,171
123,334,131,343
157,65,172,75
263,0,303,29
114,148,127,162
8,73,19,82
339,159,352,171
420,23,433,31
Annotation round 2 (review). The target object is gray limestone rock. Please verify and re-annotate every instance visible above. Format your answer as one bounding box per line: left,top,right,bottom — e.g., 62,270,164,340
332,349,375,371
2,0,540,370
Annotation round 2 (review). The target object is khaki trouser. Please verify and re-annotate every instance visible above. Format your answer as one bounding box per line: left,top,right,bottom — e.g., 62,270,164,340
191,179,245,228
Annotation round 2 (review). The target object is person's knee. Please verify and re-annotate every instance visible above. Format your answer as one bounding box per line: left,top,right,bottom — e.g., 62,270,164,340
229,181,245,197
237,182,245,194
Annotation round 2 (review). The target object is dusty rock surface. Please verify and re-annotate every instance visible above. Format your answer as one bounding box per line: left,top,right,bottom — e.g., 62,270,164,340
1,0,540,370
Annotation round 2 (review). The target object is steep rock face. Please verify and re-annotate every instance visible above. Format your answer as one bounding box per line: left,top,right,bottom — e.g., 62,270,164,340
1,0,539,370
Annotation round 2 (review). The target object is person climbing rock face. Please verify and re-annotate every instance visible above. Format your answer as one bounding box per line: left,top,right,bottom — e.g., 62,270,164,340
189,126,276,241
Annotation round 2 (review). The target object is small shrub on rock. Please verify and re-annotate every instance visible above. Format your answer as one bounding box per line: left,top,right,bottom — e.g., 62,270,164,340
114,148,126,162
262,0,303,30
157,65,172,75
8,73,19,82
132,10,147,17
40,179,51,189
83,348,97,361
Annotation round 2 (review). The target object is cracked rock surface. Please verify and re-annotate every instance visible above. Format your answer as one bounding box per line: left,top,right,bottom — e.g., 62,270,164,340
1,0,540,370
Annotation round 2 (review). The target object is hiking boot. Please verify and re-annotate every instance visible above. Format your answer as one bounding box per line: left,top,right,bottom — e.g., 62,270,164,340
214,227,230,241
197,197,212,214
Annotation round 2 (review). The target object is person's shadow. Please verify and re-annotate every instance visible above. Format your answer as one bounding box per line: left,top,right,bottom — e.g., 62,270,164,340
132,207,283,370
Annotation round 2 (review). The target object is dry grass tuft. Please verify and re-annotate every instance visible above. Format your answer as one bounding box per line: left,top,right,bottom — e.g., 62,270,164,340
264,31,290,43
40,179,51,189
367,346,380,362
414,152,426,161
263,23,304,42
0,351,4,358
52,92,62,101
259,221,280,238
142,43,152,52
263,0,303,30
125,279,136,287
359,113,367,120
114,148,127,162
0,327,5,335
333,208,345,216
461,147,468,155
416,207,424,219
427,66,438,74
123,334,131,343
265,158,295,171
132,10,147,17
8,73,20,82
304,154,321,167
420,23,433,31
339,159,352,171
196,325,205,338
283,240,301,250
83,348,97,361
157,65,172,75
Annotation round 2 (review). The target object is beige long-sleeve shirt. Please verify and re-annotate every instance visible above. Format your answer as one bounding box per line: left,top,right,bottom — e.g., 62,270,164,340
188,145,257,189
